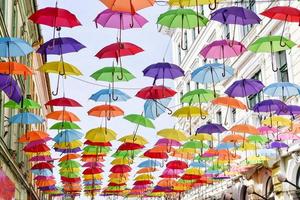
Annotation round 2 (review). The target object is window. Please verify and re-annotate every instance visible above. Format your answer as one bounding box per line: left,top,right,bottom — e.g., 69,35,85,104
187,81,191,92
232,109,236,123
241,0,256,37
224,25,230,40
192,28,196,41
178,44,181,65
216,110,222,124
248,70,262,109
184,30,188,50
276,51,288,82
195,82,199,89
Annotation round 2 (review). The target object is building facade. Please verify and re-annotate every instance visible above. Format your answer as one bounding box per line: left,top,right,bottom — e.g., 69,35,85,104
0,0,52,199
168,0,300,200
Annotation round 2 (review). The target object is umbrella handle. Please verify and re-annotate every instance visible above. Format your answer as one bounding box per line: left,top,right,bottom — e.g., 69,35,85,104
129,14,134,28
117,66,124,81
280,20,287,47
181,15,188,51
199,104,206,120
52,75,60,96
208,0,217,10
111,89,119,101
196,0,200,34
154,99,173,115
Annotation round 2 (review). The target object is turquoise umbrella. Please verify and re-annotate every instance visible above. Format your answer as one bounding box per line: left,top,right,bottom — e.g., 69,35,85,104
9,112,44,124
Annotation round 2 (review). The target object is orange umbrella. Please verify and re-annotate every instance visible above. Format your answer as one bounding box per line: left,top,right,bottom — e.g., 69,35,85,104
0,62,33,77
88,105,124,119
136,167,157,174
222,134,246,143
100,0,155,13
109,173,130,179
46,110,80,122
157,179,176,187
18,131,49,142
171,151,195,160
212,96,247,124
59,153,80,162
230,124,259,135
148,146,175,153
36,179,56,187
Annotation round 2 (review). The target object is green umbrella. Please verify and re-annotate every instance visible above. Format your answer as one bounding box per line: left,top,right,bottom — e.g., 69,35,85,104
157,8,208,50
178,179,196,184
247,135,267,156
181,89,216,119
183,141,208,154
124,114,154,138
4,98,41,109
59,172,80,178
85,185,102,190
91,66,135,99
83,146,111,154
112,150,141,158
249,36,296,72
50,122,81,130
59,160,81,168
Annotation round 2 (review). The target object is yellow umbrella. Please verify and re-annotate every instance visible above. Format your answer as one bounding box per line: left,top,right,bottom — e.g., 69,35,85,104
54,140,82,149
118,134,148,145
111,158,132,165
262,116,292,128
185,168,203,175
190,133,216,141
134,174,154,181
178,147,199,154
171,150,195,160
39,61,82,75
169,0,222,7
238,142,258,151
109,178,128,184
157,128,188,141
172,106,208,134
59,168,81,173
83,174,103,180
247,155,268,162
27,151,51,156
147,192,165,197
85,127,116,142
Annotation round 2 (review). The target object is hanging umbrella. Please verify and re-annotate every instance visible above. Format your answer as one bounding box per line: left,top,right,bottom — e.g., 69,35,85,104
144,98,172,119
260,6,300,47
9,112,44,124
166,161,189,170
212,96,247,125
31,162,54,170
190,133,216,142
89,89,130,103
50,121,81,130
211,6,261,42
181,89,215,119
94,9,148,42
18,131,49,143
39,61,82,96
111,158,132,165
192,63,233,97
85,127,116,142
23,143,50,152
45,97,82,107
249,36,296,72
278,133,300,140
117,143,144,151
157,128,188,142
264,82,300,98
196,122,226,146
4,98,40,110
143,62,184,85
46,110,80,122
53,130,83,143
268,141,289,149
124,114,155,137
60,154,81,162
95,42,143,79
0,74,22,103
99,0,155,13
138,160,161,168
119,135,148,145
110,165,132,173
136,168,157,174
200,39,246,77
173,106,208,134
0,62,33,77
157,8,208,50
88,105,124,120
143,150,168,160
0,37,33,57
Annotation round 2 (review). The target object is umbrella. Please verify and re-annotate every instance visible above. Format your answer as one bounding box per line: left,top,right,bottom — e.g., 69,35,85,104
60,154,81,162
50,122,81,130
260,6,300,47
4,98,40,110
39,61,82,96
138,160,162,168
88,105,124,120
263,82,300,97
200,39,246,76
124,114,154,136
9,112,44,124
53,130,83,143
211,6,261,41
29,6,81,39
157,8,208,50
143,62,184,85
95,42,143,79
268,141,289,149
119,135,148,145
144,98,172,119
0,62,33,77
45,97,82,107
32,162,54,170
0,37,33,57
0,74,22,103
46,110,80,122
212,96,247,125
181,89,215,119
94,9,148,42
110,165,132,173
143,150,168,160
111,158,132,165
23,143,50,152
137,167,157,174
192,63,233,96
89,89,130,103
117,143,144,151
249,36,296,72
196,122,226,145
100,0,155,13
18,131,49,143
173,106,208,134
85,127,116,142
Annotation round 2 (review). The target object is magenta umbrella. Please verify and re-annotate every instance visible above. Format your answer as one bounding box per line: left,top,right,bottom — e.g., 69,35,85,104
200,39,247,77
94,9,148,42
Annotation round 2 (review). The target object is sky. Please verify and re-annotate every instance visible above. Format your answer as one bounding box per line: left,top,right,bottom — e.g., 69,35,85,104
37,0,176,198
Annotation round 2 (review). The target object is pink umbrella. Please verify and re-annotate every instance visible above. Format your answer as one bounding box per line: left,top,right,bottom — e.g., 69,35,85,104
258,126,278,135
278,133,300,140
94,9,148,42
200,39,247,77
82,162,104,168
34,176,55,181
162,168,184,176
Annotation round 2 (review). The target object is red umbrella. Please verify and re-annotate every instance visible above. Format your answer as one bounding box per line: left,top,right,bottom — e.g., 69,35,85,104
84,140,112,146
181,174,202,180
31,162,54,170
23,143,50,152
136,85,176,99
108,183,126,187
166,160,188,170
261,6,300,46
117,143,144,151
61,177,81,183
45,97,82,107
110,165,132,173
160,174,180,179
83,167,103,175
133,180,152,185
95,42,143,80
144,150,168,160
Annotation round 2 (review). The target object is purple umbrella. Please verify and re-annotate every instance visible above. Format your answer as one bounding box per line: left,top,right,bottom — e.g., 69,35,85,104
24,138,52,148
0,74,22,103
82,162,104,168
37,37,86,56
225,79,265,98
94,9,148,42
277,105,300,117
253,99,287,113
200,39,247,76
34,176,55,180
54,147,81,153
155,138,182,147
211,6,261,41
29,155,54,162
268,141,289,149
143,62,185,85
38,186,57,191
196,122,227,147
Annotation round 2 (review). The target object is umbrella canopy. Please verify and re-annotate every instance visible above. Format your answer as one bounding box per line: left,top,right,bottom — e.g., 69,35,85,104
225,79,265,97
91,66,135,82
110,165,132,173
264,82,300,97
45,97,82,107
124,114,155,128
0,37,34,57
85,127,117,142
0,74,22,103
118,135,148,145
9,112,44,124
253,99,287,114
90,89,131,102
100,0,155,13
144,98,172,120
196,123,227,134
0,62,33,76
39,61,82,76
19,131,49,143
138,160,162,168
157,128,188,141
53,130,83,143
46,110,80,122
117,143,144,151
50,122,81,130
4,98,40,110
88,105,124,119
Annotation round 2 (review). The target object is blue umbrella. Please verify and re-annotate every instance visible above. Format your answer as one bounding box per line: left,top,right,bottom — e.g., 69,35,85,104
53,130,83,143
189,161,206,168
144,98,172,120
264,82,300,97
138,160,162,168
216,142,236,150
89,88,130,102
31,169,53,176
9,112,44,124
192,63,234,96
0,37,33,57
83,180,102,185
